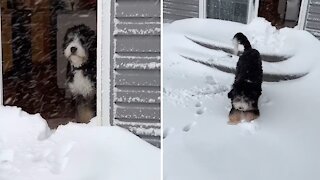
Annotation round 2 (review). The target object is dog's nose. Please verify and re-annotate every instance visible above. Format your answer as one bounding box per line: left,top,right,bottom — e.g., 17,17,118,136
70,47,77,54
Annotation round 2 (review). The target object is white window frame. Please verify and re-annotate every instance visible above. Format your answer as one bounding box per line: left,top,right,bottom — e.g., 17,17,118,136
247,0,258,23
0,0,112,126
297,0,309,30
199,0,207,18
199,0,257,23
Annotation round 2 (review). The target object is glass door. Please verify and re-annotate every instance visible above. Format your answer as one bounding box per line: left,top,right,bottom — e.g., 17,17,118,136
1,0,97,128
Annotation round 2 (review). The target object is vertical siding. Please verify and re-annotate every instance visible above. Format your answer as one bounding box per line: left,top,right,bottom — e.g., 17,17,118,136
111,0,161,147
304,0,320,39
163,0,199,22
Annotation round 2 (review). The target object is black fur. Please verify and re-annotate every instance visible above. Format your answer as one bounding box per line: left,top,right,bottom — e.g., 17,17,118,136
228,32,263,115
63,24,96,122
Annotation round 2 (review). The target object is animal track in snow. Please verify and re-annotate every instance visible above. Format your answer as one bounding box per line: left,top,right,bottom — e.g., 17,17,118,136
183,121,197,132
46,142,75,174
205,76,216,85
195,102,202,107
194,102,206,115
261,96,272,106
0,149,14,164
163,127,175,139
196,108,205,115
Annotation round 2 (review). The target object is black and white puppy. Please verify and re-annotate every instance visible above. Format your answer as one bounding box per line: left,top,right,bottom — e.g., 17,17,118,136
63,24,96,123
227,32,263,124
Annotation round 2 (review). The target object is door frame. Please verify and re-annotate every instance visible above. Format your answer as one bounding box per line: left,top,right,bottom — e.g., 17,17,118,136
252,0,309,30
0,1,111,126
199,0,207,18
248,0,259,23
99,0,112,126
0,8,3,104
297,0,309,30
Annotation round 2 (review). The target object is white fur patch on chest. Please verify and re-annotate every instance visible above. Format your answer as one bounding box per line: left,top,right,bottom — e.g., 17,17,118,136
68,70,94,97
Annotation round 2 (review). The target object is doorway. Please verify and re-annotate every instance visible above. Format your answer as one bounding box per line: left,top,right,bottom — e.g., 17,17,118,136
1,0,97,128
258,0,302,28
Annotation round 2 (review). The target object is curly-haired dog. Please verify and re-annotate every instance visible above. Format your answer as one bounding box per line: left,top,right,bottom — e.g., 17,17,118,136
63,24,96,123
227,32,263,125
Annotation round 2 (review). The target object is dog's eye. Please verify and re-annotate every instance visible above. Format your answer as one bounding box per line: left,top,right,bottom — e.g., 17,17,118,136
79,39,84,44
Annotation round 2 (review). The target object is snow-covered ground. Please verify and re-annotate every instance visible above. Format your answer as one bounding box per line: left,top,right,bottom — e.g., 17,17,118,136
163,18,320,180
0,106,160,180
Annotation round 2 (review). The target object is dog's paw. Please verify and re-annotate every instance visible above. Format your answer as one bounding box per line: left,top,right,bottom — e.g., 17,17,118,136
228,110,242,125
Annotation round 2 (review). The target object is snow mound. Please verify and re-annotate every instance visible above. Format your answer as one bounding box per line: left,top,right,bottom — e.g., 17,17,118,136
0,106,160,180
164,18,320,180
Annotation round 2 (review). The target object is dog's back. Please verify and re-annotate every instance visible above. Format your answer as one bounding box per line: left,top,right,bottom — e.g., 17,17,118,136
232,32,263,100
233,33,263,85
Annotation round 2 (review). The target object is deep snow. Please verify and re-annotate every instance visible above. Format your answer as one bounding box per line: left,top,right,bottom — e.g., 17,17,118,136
0,106,160,180
163,18,320,180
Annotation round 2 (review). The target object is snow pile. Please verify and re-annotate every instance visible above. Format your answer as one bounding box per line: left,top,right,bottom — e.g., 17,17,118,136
164,18,320,180
0,106,160,180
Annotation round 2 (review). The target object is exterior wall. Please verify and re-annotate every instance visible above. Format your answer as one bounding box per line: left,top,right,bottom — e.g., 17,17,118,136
163,0,199,22
304,0,320,39
110,0,161,147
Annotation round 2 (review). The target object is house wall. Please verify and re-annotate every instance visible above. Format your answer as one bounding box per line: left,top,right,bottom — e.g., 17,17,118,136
163,0,199,22
110,0,161,147
304,0,320,39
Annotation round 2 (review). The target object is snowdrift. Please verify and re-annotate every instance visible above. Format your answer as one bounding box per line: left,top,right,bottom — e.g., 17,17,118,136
0,106,160,180
164,18,320,180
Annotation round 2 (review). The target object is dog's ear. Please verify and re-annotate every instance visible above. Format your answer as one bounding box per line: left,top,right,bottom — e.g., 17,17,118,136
251,91,261,99
228,89,234,99
87,30,97,50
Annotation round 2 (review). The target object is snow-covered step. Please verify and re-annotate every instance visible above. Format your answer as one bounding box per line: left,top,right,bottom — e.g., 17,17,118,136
185,36,292,63
182,55,307,82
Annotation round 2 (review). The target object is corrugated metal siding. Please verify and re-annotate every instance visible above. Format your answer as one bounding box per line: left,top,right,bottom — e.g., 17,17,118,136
163,0,199,22
111,0,161,147
304,0,320,39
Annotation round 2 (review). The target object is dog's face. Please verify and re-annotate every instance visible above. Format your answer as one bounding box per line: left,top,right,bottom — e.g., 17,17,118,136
63,25,96,68
232,95,255,111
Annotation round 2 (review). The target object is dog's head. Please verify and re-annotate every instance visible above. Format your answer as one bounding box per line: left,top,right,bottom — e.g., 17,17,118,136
63,24,96,68
232,95,255,111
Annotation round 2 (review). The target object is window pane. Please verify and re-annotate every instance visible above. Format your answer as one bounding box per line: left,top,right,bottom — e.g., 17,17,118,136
207,0,249,23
